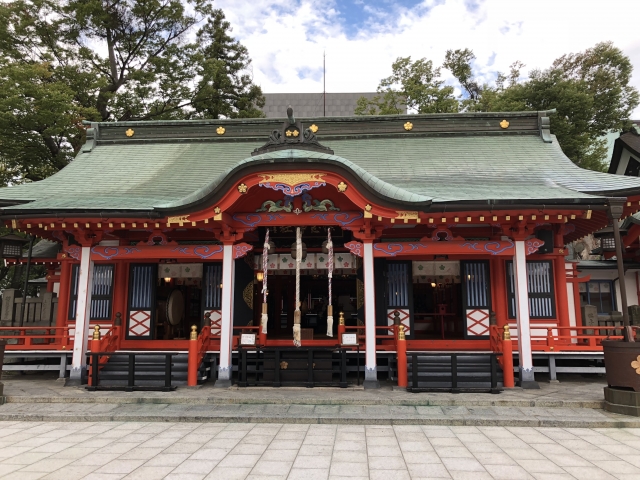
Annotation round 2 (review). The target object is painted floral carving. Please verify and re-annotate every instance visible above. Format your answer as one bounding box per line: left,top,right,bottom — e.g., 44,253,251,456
632,356,640,375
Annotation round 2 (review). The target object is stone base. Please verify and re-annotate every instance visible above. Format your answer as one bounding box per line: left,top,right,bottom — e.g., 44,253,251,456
64,377,83,387
214,379,232,388
363,367,379,389
604,387,640,417
519,368,540,389
0,381,3,396
520,381,540,390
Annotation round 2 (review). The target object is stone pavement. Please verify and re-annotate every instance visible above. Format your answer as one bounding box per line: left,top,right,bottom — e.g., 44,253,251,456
1,421,640,480
0,374,638,428
0,373,609,408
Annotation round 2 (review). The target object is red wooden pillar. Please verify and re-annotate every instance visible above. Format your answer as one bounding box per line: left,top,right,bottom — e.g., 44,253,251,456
46,268,56,293
56,261,73,329
553,228,570,333
112,261,128,320
554,255,571,331
492,258,508,328
572,264,584,328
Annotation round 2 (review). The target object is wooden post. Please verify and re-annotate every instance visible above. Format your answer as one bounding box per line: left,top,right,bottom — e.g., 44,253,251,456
88,325,101,387
259,303,267,346
554,255,571,332
492,259,508,328
502,325,514,388
41,292,54,326
69,246,95,385
56,261,72,330
215,243,235,388
337,310,345,340
188,325,198,387
0,289,20,326
114,312,122,350
396,325,407,388
90,325,101,352
363,240,379,389
513,240,538,388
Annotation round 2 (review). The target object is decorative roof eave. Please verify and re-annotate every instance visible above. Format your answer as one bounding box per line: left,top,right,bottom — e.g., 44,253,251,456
156,149,433,214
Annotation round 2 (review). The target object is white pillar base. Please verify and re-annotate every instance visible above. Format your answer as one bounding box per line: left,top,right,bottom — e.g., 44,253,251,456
67,367,86,385
214,366,232,388
519,367,540,389
363,366,380,389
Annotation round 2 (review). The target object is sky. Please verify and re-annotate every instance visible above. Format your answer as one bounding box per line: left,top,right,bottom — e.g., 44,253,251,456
214,0,640,118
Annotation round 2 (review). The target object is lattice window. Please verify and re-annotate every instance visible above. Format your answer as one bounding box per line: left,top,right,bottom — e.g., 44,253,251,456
68,264,114,320
507,260,556,319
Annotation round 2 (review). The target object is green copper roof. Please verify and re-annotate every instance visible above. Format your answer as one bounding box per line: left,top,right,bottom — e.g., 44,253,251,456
1,111,639,214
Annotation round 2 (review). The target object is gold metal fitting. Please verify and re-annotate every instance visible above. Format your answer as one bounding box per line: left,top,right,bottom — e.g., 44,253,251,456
403,122,413,131
500,119,509,129
237,183,248,194
337,181,348,192
503,325,511,341
309,124,319,133
398,324,406,341
125,128,135,137
190,325,198,340
92,325,101,340
216,126,225,135
339,311,345,326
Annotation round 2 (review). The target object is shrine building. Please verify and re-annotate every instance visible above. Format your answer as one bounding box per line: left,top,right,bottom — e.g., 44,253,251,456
2,108,640,390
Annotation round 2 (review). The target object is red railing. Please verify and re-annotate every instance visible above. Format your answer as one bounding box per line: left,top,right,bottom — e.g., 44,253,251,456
0,326,73,350
232,325,260,349
188,319,212,387
342,324,398,346
523,325,640,352
88,324,122,386
489,325,514,387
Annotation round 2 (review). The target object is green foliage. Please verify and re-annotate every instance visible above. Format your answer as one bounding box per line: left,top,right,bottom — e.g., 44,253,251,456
356,56,458,115
0,0,264,184
362,42,639,172
191,10,265,119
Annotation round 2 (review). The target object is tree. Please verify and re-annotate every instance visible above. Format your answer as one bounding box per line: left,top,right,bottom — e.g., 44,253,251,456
356,56,458,115
191,10,265,119
364,43,639,171
487,43,638,171
0,0,264,185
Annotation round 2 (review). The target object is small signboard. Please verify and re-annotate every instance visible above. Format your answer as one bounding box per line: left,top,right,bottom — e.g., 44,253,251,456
240,333,256,346
341,333,358,346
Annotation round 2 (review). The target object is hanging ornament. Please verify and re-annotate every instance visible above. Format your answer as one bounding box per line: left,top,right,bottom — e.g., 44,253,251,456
290,241,307,260
260,229,270,335
293,227,302,347
326,228,334,337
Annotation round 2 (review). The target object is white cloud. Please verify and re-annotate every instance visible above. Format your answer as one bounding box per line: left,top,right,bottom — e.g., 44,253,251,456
216,0,640,117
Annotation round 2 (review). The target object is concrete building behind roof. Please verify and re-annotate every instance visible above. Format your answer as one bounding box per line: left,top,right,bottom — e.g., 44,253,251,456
262,92,407,118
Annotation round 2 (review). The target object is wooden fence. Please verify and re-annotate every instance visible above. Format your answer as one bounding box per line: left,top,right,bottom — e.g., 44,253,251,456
0,288,59,327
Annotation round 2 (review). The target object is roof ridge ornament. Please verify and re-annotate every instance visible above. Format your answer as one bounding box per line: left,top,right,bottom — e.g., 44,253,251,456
252,106,334,156
538,109,556,143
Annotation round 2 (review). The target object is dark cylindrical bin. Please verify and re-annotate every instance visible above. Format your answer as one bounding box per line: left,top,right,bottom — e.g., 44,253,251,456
0,340,5,397
0,340,5,379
